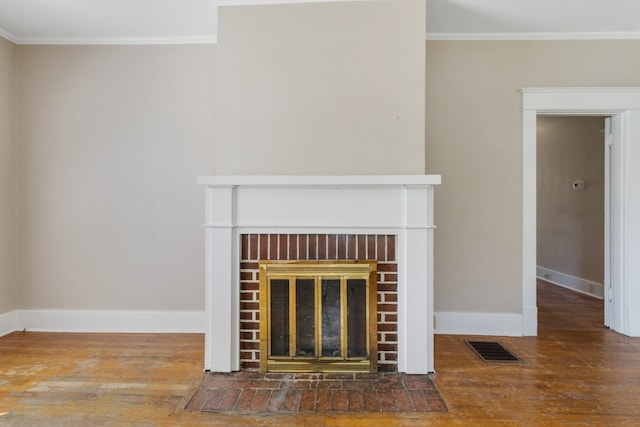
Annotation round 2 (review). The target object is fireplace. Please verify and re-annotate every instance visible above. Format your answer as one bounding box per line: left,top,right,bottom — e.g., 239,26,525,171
259,260,378,373
197,175,441,374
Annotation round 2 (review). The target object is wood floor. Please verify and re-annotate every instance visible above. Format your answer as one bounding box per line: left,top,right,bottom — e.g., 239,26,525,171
1,280,639,425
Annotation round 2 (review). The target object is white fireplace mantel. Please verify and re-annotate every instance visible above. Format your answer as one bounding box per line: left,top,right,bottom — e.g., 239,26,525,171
197,175,441,374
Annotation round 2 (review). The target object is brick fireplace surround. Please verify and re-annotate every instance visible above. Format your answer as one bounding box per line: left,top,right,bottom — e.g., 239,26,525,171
197,175,441,375
240,233,398,371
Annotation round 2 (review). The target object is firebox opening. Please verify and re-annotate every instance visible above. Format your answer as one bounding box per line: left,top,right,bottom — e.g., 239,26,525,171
259,260,378,373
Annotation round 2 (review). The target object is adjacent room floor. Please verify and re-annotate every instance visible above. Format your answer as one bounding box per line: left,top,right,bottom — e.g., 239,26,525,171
1,279,639,425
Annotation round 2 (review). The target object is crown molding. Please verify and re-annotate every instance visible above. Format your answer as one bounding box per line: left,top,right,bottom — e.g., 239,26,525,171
426,31,640,41
12,35,217,45
0,27,17,44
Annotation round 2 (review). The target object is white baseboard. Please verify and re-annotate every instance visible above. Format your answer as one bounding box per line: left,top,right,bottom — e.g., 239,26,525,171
15,309,206,334
537,266,604,299
0,310,18,337
434,311,524,336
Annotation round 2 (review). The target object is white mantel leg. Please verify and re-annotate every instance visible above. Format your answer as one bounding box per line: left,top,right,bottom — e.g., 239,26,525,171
204,186,238,372
399,186,434,374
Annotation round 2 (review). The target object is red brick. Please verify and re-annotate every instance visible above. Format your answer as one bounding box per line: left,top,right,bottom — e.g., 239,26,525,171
279,234,288,260
240,361,260,370
298,389,317,412
378,343,397,352
266,388,287,411
387,235,396,261
377,303,397,313
317,234,327,259
377,235,386,261
407,389,430,412
186,389,212,410
315,389,332,411
218,388,241,411
240,302,259,310
342,380,373,391
377,284,396,292
337,234,347,259
383,293,398,302
377,263,397,272
378,363,396,372
234,389,257,411
202,388,227,411
383,273,398,282
317,380,341,389
240,351,255,360
269,234,278,259
287,380,314,389
240,312,254,321
308,234,317,259
384,333,398,342
348,390,364,412
426,390,447,411
331,390,348,411
240,321,259,330
393,388,414,411
240,292,255,301
249,234,259,260
240,262,259,270
377,323,396,332
298,234,308,260
288,235,298,260
201,374,234,389
403,377,435,390
242,282,259,291
259,234,269,260
328,234,337,259
367,235,376,259
241,234,249,260
347,235,356,259
363,391,380,412
383,313,398,322
243,341,260,350
357,235,367,260
247,379,279,389
251,389,271,412
282,389,301,412
378,389,396,411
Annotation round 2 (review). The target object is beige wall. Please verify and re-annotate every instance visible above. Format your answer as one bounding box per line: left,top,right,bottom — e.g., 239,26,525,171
537,116,605,283
0,37,16,314
426,40,640,314
8,36,640,320
216,0,425,174
16,45,216,310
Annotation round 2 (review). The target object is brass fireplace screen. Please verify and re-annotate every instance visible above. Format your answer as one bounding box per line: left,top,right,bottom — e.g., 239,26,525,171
259,260,378,373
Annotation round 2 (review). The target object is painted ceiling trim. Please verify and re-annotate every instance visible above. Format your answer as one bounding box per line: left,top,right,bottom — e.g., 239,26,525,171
11,36,218,46
426,31,640,41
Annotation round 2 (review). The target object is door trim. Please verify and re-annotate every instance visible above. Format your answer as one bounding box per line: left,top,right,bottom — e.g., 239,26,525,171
522,87,640,337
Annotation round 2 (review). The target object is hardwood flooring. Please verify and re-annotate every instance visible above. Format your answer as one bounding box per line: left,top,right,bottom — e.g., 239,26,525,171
1,280,639,425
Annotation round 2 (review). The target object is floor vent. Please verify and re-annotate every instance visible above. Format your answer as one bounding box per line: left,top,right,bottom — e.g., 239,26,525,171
465,340,521,362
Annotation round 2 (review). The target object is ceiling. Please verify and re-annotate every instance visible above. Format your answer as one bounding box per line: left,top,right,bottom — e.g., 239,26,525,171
1,0,640,44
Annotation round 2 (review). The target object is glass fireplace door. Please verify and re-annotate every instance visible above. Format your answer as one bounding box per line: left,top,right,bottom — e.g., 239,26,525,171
259,261,377,373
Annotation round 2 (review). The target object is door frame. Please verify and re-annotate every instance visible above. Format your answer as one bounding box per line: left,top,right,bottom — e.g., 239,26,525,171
522,87,640,337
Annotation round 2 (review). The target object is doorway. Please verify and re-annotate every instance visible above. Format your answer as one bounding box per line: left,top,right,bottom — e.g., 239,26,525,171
535,115,609,328
521,87,640,338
